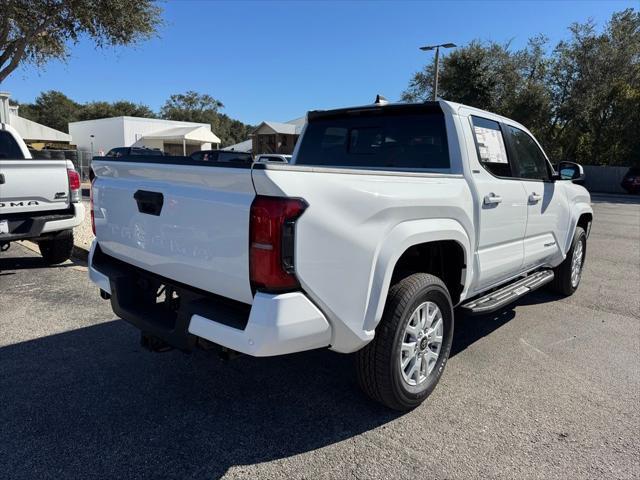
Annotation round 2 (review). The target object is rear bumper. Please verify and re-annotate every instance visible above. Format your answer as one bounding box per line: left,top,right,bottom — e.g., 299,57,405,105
88,240,331,356
0,203,84,242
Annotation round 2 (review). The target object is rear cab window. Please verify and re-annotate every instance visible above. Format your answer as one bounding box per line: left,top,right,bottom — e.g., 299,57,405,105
295,104,450,171
0,130,25,159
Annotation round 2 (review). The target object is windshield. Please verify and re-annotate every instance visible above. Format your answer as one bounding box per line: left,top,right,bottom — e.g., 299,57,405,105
295,110,449,170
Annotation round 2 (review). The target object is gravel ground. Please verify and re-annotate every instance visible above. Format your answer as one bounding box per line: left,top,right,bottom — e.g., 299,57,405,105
0,194,638,479
73,199,94,251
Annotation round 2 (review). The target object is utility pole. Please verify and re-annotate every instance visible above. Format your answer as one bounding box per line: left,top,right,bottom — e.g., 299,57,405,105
419,43,457,101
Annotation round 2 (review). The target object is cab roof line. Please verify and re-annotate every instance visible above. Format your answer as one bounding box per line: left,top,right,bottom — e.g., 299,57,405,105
307,101,443,122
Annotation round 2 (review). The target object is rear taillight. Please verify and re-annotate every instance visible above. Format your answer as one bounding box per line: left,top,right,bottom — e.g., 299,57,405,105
249,195,307,292
67,169,81,203
90,177,95,235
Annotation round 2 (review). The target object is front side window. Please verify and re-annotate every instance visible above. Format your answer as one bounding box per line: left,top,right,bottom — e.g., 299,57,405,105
505,125,550,181
0,131,24,159
471,116,512,177
296,111,450,170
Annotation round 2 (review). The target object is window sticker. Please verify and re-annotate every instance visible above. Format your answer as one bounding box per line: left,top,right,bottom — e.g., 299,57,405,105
474,126,508,164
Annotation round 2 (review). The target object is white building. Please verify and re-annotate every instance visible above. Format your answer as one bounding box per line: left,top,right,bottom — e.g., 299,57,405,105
68,116,221,156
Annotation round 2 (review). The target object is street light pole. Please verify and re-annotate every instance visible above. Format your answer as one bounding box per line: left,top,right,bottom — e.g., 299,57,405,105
419,42,457,101
433,46,440,102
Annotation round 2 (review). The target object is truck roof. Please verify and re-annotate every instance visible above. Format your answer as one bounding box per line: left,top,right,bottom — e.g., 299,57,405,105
307,99,532,136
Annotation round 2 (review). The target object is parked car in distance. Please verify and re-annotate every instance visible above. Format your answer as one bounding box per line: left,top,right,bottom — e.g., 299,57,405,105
88,100,593,411
105,147,165,157
0,124,84,263
621,167,640,194
256,154,291,163
190,150,253,164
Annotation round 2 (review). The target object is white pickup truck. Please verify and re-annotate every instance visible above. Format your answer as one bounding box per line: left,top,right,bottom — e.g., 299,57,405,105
0,124,84,263
88,100,592,410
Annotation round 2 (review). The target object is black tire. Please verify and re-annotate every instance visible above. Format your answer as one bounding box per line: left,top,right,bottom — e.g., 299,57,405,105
355,273,454,411
550,226,586,296
38,230,74,265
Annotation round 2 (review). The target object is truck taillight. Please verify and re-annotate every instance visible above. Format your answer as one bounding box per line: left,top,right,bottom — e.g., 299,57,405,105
67,169,81,203
249,195,307,292
90,178,95,235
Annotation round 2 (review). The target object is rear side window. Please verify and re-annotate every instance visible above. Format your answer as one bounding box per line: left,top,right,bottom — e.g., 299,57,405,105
106,148,127,157
296,112,450,170
218,151,252,163
504,125,550,181
135,148,160,156
0,131,25,159
191,151,216,161
471,116,512,177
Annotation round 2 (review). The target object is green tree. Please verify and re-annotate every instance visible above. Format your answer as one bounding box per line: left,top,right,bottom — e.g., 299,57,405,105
402,9,639,166
160,91,252,147
17,90,80,132
160,91,224,123
0,0,162,84
78,100,155,120
547,9,640,165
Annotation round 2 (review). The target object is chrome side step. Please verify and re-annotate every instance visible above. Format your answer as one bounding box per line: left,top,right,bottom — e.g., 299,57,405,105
460,269,554,315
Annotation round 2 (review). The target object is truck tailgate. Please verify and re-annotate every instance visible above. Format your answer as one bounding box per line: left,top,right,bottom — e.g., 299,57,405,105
92,159,255,304
0,160,70,215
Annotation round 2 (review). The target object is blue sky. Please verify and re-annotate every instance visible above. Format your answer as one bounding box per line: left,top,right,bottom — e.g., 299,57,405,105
3,0,635,125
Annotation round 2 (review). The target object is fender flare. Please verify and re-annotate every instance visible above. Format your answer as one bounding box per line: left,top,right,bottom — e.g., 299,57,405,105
362,218,472,332
564,203,593,254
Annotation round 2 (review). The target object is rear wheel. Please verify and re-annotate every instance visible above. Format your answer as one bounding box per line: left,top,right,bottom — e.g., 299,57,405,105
38,230,74,265
355,273,454,411
550,226,586,296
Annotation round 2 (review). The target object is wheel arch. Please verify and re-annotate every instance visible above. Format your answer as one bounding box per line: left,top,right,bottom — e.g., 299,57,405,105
564,204,593,254
363,218,471,332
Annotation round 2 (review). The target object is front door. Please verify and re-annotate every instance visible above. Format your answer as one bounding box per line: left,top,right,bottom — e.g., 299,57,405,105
502,125,570,269
467,115,528,291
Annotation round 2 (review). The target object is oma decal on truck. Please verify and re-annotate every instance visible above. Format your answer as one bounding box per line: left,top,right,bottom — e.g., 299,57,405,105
0,201,40,207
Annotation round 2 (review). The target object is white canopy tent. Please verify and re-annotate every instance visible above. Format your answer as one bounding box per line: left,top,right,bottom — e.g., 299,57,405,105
140,125,221,155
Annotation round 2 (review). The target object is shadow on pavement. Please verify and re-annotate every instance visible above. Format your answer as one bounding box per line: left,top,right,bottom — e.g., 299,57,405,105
0,321,399,479
451,288,562,357
0,255,76,272
0,285,561,478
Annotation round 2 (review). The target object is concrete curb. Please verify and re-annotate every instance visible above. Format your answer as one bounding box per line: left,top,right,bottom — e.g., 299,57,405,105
19,240,90,264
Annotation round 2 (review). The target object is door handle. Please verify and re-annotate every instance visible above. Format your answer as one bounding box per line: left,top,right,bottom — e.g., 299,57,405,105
529,192,543,203
484,193,503,205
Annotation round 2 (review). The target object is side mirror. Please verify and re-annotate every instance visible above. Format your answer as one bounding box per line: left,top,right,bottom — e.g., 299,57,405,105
556,161,585,183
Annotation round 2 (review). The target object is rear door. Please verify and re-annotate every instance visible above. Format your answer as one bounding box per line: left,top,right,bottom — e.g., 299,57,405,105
0,131,71,215
466,115,528,291
503,125,569,268
92,158,255,304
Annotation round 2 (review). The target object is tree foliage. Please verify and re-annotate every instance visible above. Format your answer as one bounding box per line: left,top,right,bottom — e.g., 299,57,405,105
0,0,162,84
15,90,154,132
160,91,253,146
78,100,155,121
16,90,80,132
402,9,639,166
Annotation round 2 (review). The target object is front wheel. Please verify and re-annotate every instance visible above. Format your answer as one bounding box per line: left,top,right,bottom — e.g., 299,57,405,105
355,273,454,411
550,226,586,296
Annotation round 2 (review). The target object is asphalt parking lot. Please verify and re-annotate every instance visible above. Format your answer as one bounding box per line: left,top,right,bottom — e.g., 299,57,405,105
1,194,638,480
